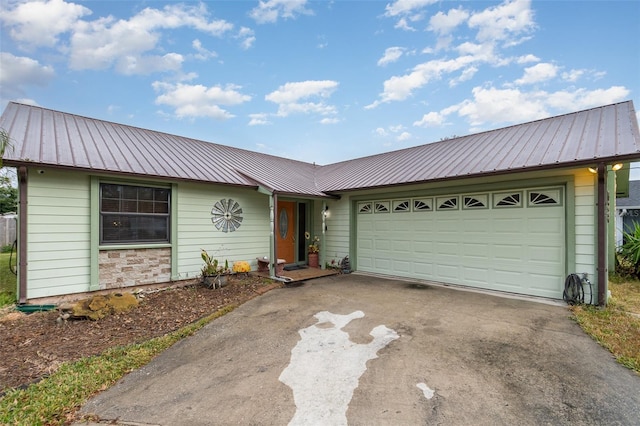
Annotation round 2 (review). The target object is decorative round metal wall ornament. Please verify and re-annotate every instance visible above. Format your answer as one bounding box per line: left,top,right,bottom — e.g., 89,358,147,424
211,198,243,232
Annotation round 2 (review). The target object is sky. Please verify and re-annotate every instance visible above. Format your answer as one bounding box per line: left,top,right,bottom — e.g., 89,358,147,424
1,0,639,171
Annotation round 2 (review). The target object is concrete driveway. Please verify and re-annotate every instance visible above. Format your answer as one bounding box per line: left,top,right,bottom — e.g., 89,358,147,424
79,274,640,425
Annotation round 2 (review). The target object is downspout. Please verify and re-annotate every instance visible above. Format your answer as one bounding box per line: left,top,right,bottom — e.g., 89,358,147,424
17,166,27,304
271,193,278,277
596,163,608,306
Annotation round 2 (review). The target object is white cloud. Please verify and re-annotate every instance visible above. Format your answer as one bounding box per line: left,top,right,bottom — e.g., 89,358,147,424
443,85,630,128
320,117,340,124
449,66,478,87
366,55,476,108
0,52,55,100
562,69,584,83
249,113,271,126
545,86,630,111
152,81,251,120
468,0,535,44
249,0,313,24
116,53,184,75
394,17,416,31
375,128,388,137
515,62,558,85
192,39,217,60
456,86,548,126
397,131,412,141
378,47,405,66
413,111,446,127
516,54,539,64
384,0,437,17
0,0,91,47
237,27,256,50
68,3,232,73
428,7,469,35
265,80,339,117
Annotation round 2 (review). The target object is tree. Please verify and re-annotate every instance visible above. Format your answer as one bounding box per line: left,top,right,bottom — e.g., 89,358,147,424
0,128,9,167
0,129,16,214
0,176,17,214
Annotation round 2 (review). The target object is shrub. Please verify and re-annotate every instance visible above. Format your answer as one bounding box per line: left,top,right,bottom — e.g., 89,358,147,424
618,223,640,278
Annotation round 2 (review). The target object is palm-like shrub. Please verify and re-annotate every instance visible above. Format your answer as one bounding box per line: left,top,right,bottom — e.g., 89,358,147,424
618,223,640,277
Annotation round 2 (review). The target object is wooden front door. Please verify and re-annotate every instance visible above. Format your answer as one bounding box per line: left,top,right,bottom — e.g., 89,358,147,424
276,201,296,263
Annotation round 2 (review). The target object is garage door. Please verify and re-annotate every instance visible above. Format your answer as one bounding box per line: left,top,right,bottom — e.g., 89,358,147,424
356,187,565,299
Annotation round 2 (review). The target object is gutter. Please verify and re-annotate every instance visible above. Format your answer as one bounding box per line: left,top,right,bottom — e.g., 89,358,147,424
17,166,27,304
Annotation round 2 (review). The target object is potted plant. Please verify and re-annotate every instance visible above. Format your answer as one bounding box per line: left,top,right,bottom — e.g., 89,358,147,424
307,234,320,268
200,249,231,289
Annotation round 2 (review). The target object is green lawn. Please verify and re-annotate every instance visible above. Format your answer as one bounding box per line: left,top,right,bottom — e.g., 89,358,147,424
0,252,17,307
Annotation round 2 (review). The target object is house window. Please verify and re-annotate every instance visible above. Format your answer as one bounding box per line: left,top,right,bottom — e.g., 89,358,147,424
100,183,170,244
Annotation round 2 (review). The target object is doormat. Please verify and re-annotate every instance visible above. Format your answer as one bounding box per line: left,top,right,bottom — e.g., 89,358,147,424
284,264,307,271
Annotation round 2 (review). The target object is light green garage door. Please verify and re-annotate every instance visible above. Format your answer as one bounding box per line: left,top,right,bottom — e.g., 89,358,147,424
356,187,565,299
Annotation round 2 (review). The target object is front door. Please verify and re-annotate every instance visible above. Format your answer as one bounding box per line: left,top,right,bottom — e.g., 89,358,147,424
276,201,296,263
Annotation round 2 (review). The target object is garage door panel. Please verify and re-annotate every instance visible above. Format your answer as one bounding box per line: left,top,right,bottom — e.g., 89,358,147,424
462,267,490,286
436,241,459,255
529,245,563,263
414,241,434,254
493,243,525,261
356,186,565,299
414,261,434,275
528,216,563,234
494,218,523,233
436,264,459,281
393,259,412,273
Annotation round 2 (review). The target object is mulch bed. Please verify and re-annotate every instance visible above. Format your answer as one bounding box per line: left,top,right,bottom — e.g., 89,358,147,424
0,275,281,393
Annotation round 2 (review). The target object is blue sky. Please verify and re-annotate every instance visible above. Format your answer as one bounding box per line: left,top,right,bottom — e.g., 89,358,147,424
1,0,639,169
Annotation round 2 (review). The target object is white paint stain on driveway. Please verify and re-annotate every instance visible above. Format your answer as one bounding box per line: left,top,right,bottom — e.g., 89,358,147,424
417,382,435,399
279,310,399,426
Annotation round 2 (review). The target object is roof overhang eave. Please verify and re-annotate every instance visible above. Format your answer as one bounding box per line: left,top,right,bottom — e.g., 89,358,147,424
4,160,261,190
321,155,640,193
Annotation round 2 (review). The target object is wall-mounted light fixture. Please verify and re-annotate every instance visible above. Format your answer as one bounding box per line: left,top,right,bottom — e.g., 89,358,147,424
588,167,598,174
612,163,623,171
322,205,330,219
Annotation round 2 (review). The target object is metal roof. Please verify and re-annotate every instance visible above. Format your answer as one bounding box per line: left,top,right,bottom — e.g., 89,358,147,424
0,102,326,197
318,101,640,192
1,101,640,196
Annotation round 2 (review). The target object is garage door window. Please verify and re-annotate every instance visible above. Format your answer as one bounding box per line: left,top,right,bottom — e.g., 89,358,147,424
413,198,432,211
358,202,372,214
437,196,458,210
393,200,410,212
493,192,522,208
528,189,561,207
375,202,390,213
463,194,488,210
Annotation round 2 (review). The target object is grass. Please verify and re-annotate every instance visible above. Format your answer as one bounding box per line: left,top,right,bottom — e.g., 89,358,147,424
0,252,17,307
571,276,640,373
0,305,237,425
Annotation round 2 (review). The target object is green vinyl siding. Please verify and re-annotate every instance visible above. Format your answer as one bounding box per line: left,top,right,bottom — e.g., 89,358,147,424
174,182,270,280
27,169,91,298
317,198,351,266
